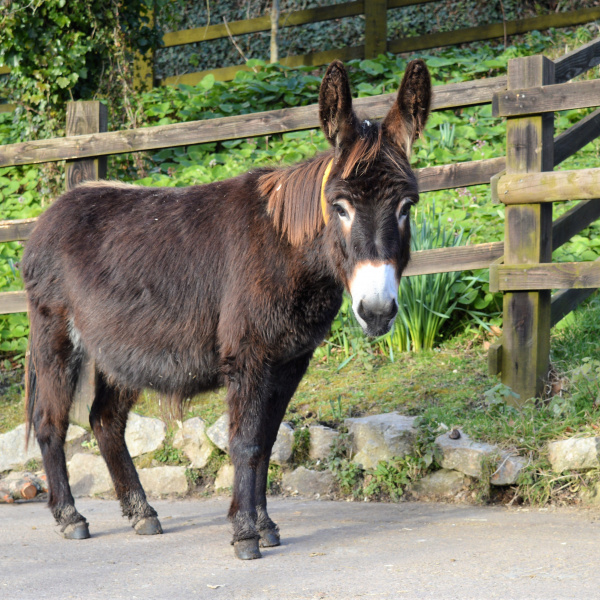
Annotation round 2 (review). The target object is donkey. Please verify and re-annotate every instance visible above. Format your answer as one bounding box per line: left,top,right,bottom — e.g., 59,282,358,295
22,58,430,560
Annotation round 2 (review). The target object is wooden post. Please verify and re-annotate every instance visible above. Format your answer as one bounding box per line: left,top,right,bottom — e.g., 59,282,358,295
500,56,554,405
365,0,387,59
66,101,107,427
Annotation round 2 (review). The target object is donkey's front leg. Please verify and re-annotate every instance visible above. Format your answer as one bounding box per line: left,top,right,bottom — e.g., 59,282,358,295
228,423,264,560
254,353,313,549
226,364,271,560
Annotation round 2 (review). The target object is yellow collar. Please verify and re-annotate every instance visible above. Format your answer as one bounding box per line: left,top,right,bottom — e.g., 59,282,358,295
320,159,334,225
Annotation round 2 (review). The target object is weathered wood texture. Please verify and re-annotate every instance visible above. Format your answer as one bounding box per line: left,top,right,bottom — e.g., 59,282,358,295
388,7,600,55
0,104,15,114
488,341,502,377
404,242,504,276
0,291,26,314
552,199,600,251
161,0,437,47
498,167,600,205
0,218,37,243
492,261,600,291
365,0,387,58
493,78,600,118
65,102,108,188
551,285,599,327
168,6,600,85
0,76,506,168
554,36,600,83
501,55,554,405
163,1,364,46
553,108,600,166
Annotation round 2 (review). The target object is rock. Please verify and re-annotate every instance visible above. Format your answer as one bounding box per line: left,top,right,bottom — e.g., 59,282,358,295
411,469,468,498
344,413,417,469
138,466,188,496
0,424,42,472
173,417,213,468
309,425,339,461
492,454,527,486
548,437,600,473
214,464,235,490
124,413,166,458
435,430,525,485
206,414,230,453
68,453,113,497
580,481,600,506
282,467,334,497
271,423,294,465
66,425,87,444
206,414,293,464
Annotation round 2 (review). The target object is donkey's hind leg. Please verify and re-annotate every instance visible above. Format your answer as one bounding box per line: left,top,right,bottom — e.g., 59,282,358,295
89,373,162,535
28,313,89,539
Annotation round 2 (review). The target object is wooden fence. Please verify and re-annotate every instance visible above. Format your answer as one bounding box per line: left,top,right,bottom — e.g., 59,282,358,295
147,1,600,88
1,38,600,406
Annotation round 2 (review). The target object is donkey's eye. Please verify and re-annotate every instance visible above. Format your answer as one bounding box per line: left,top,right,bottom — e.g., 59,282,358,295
397,199,414,220
334,203,350,220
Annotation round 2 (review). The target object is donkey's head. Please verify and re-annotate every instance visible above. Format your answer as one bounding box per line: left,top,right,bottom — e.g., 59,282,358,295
319,59,431,337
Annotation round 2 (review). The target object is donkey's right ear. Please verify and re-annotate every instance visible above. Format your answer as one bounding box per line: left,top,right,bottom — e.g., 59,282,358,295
319,60,358,150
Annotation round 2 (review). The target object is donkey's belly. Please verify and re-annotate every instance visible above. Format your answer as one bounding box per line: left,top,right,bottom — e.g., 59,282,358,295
87,334,223,397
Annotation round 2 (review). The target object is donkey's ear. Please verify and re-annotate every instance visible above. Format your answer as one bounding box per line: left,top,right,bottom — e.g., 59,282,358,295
382,59,431,157
319,60,358,149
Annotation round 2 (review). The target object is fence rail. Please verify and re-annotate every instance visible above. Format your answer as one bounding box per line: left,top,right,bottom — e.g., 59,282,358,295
2,38,600,406
159,4,600,87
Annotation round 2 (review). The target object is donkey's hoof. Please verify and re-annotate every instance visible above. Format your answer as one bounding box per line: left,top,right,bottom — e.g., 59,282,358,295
234,538,262,560
259,528,280,548
134,516,163,535
62,521,90,540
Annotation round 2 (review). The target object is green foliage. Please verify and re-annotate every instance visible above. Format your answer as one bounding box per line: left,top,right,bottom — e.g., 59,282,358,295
291,427,310,465
483,383,521,408
153,434,187,465
0,0,162,139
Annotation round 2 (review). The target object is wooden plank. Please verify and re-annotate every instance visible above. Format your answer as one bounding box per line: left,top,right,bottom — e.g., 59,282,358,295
0,104,15,113
493,78,600,118
0,66,9,76
554,108,600,166
161,0,437,47
555,36,600,84
404,242,504,277
389,7,600,55
552,199,600,251
0,76,506,168
492,261,600,291
416,156,504,192
501,55,554,405
498,167,600,205
162,1,364,46
551,285,598,327
163,45,366,85
488,341,502,376
0,218,37,243
0,291,27,314
365,0,387,59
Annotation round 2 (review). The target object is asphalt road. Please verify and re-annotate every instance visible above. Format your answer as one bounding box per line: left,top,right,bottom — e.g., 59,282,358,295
1,497,600,600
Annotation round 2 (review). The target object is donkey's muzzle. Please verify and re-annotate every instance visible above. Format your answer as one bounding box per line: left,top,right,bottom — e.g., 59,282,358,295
356,298,398,337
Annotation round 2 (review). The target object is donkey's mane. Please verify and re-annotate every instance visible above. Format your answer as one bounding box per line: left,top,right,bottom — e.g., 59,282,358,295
259,123,384,246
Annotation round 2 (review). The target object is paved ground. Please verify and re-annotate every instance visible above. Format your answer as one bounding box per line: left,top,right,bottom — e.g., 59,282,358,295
1,497,600,600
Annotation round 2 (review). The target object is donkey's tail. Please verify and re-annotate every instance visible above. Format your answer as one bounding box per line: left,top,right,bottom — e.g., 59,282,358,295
24,337,37,452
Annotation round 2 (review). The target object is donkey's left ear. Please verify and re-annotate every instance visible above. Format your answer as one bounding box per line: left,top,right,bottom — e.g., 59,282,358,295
382,59,431,157
319,60,358,150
